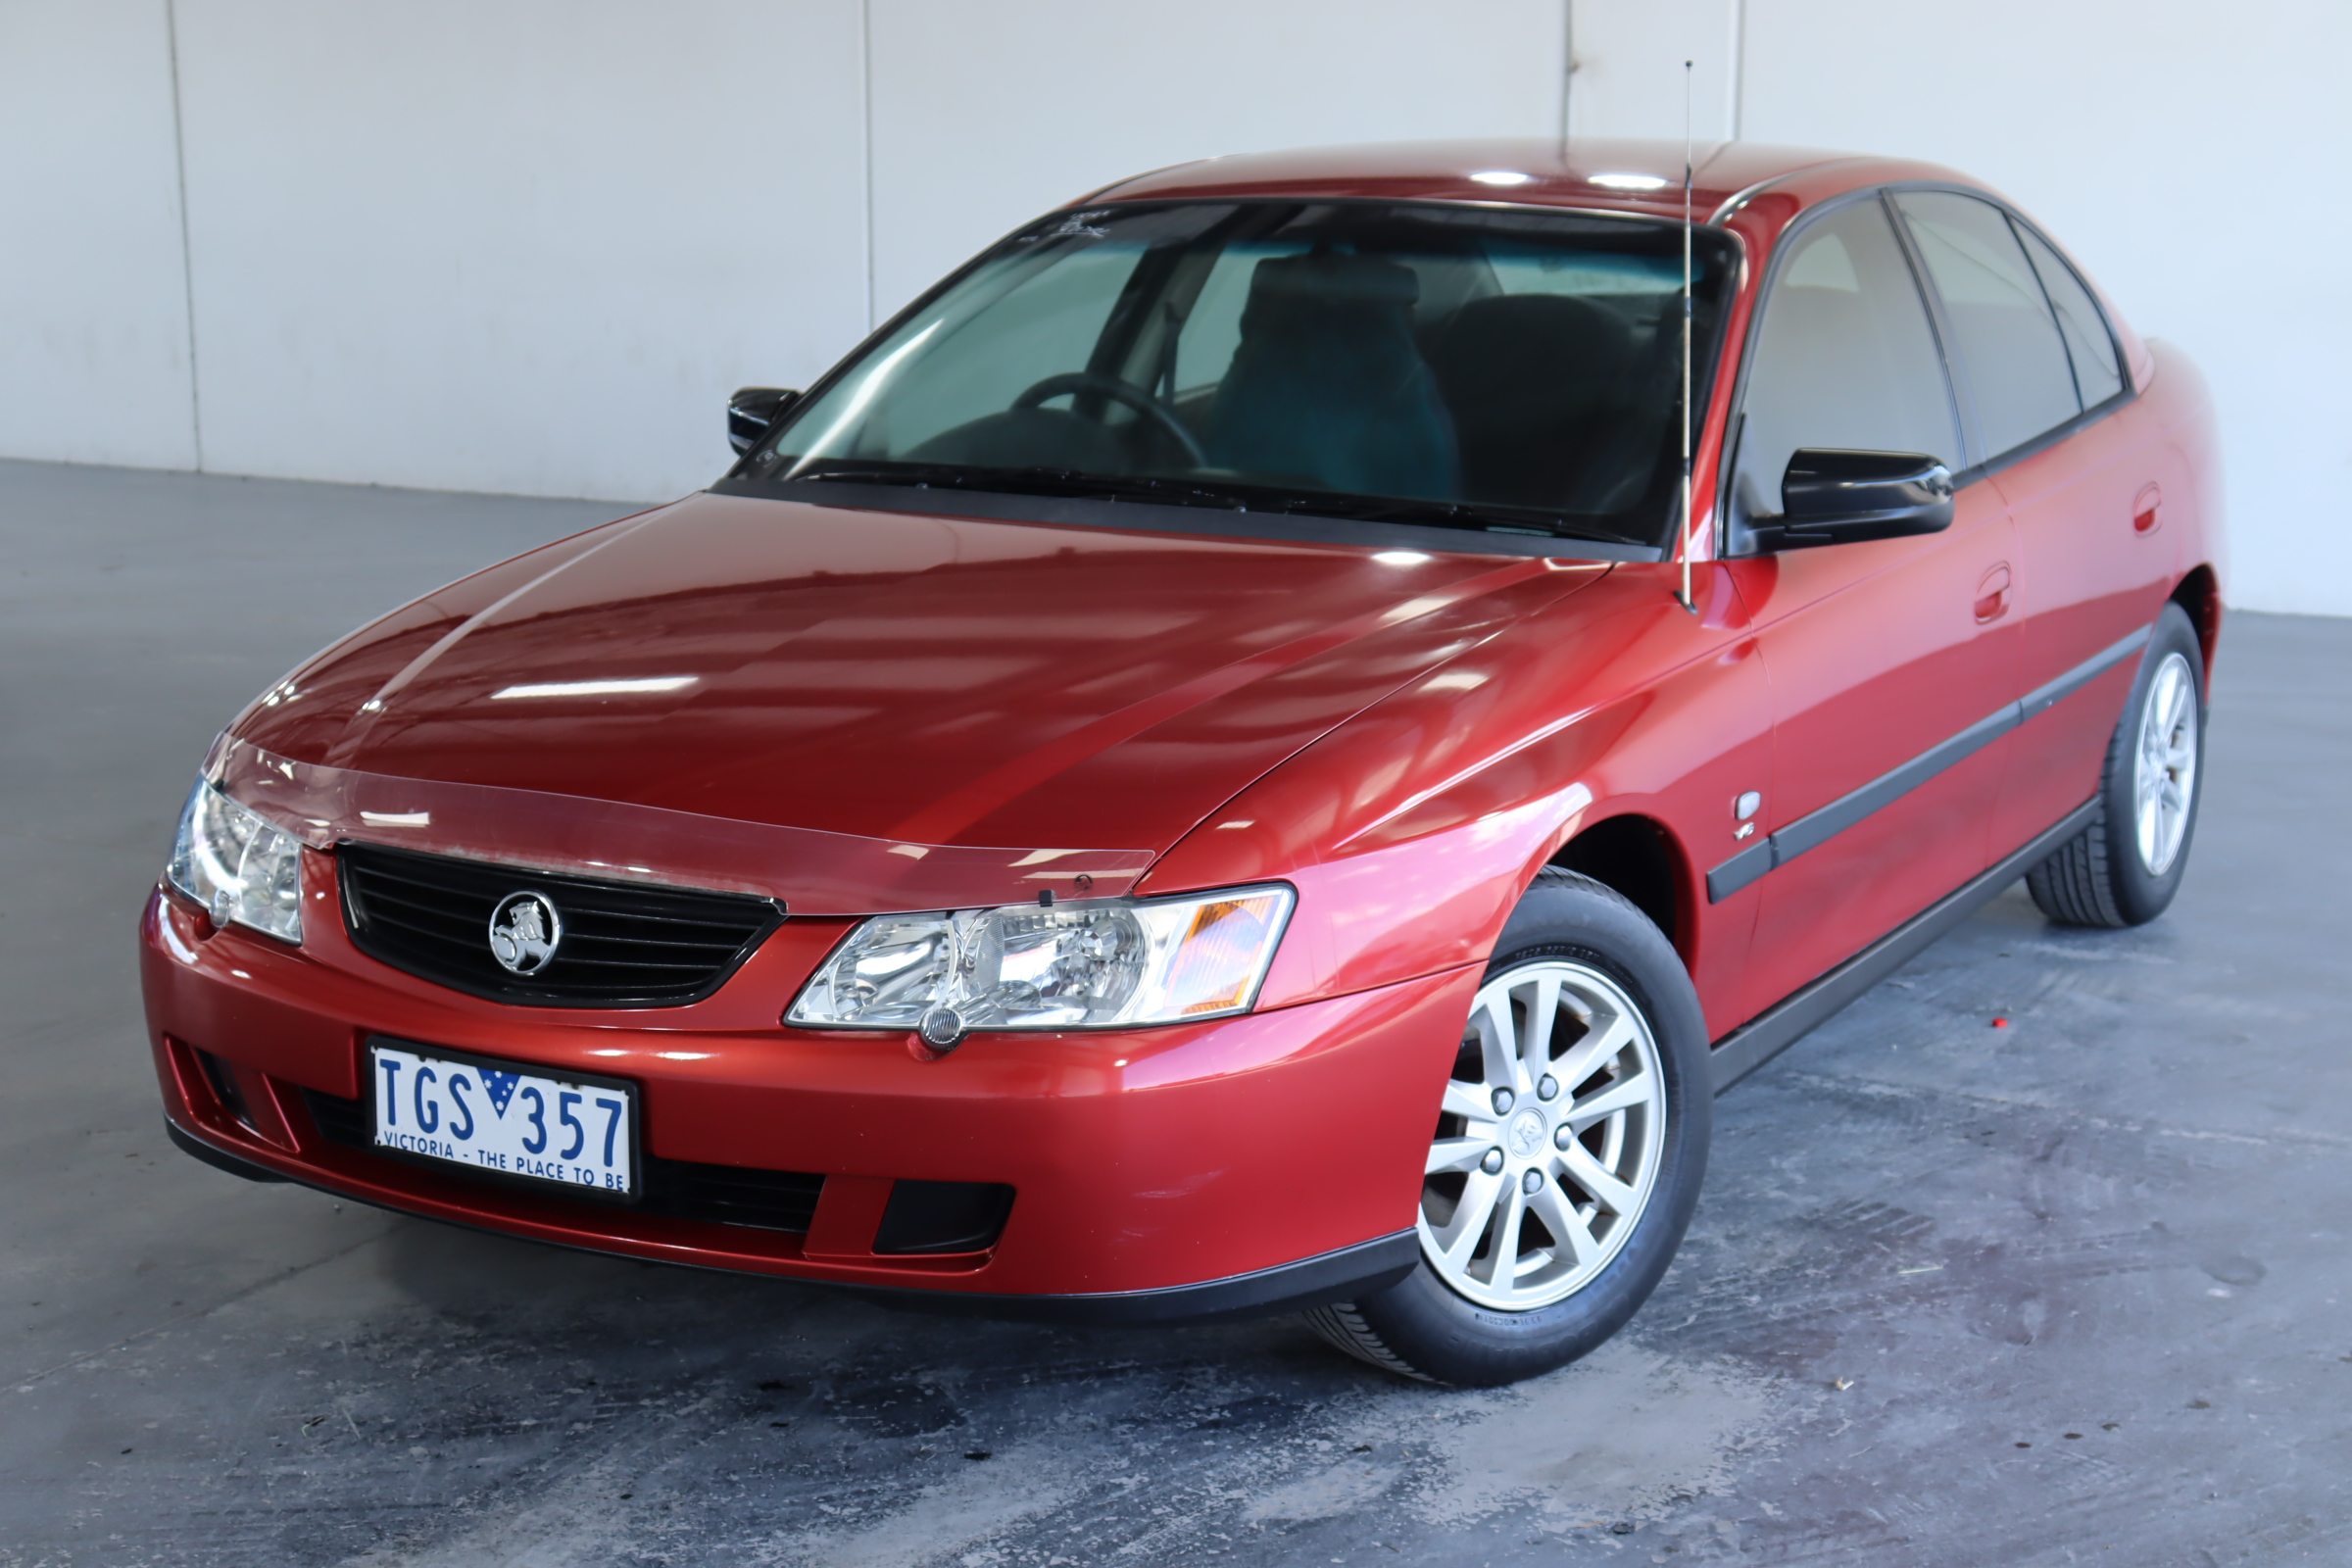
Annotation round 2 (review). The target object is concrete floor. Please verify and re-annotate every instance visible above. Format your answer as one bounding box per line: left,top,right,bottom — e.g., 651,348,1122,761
4,456,2348,1567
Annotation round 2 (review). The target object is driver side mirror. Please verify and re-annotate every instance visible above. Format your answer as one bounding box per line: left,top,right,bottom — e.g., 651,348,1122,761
1748,449,1955,552
727,386,800,456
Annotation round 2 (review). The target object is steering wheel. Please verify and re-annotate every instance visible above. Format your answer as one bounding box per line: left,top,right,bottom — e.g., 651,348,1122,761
1010,371,1208,467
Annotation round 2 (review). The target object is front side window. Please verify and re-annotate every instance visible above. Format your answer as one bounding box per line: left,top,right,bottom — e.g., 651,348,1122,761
1730,197,1960,527
1894,191,2082,458
740,201,1737,550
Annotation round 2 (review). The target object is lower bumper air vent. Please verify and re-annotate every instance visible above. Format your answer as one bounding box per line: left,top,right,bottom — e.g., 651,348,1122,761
876,1180,1015,1254
301,1089,824,1233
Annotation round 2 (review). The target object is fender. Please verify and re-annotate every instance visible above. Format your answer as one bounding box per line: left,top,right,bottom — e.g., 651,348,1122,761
1141,562,1772,1038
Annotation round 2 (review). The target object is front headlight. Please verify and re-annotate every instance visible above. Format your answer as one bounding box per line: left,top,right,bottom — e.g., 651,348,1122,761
167,780,305,945
787,885,1294,1037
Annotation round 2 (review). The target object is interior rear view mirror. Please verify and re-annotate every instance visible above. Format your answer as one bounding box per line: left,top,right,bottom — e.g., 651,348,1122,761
727,387,800,455
1750,449,1955,551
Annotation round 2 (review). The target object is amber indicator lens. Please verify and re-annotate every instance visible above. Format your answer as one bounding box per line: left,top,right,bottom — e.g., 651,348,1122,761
1166,897,1285,1016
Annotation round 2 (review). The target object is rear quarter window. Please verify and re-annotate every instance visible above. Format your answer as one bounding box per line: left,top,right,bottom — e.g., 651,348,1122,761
2015,222,2125,408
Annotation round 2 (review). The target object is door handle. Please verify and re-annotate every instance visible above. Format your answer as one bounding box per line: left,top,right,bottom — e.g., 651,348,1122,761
1974,563,2013,624
2132,483,2163,535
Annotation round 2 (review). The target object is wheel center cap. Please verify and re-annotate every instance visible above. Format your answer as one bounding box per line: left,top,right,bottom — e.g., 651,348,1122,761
1507,1107,1547,1160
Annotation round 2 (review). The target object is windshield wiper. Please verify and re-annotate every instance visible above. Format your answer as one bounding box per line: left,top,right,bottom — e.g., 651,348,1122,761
1327,498,1642,548
784,460,1011,490
781,462,1642,548
787,461,1256,512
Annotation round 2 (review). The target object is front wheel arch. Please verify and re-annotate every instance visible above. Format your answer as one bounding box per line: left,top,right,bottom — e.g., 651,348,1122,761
1548,811,1690,956
1305,867,1712,1386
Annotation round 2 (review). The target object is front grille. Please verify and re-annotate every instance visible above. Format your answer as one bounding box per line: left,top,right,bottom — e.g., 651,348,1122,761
338,841,783,1007
302,1089,825,1234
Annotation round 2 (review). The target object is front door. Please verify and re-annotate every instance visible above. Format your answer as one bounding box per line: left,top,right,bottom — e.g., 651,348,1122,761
1716,192,2020,1022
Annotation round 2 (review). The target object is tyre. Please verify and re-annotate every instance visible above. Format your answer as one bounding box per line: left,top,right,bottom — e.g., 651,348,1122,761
2027,602,2206,929
1303,868,1712,1386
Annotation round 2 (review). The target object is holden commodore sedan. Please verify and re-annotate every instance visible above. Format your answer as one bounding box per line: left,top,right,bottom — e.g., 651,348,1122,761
146,138,2221,1385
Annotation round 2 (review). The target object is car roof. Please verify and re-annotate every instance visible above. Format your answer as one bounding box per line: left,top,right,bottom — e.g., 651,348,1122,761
1090,137,1971,226
1089,136,2150,392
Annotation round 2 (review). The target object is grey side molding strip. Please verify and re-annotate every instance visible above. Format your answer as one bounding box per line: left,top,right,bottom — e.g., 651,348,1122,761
2020,621,2153,721
1706,623,2151,904
1709,798,2100,1093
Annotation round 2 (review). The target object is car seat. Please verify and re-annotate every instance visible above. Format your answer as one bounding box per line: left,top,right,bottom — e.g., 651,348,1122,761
1424,294,1636,510
1204,250,1460,500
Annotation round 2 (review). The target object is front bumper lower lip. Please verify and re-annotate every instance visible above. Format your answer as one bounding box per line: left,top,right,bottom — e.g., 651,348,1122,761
162,1111,1415,1325
145,869,1475,1311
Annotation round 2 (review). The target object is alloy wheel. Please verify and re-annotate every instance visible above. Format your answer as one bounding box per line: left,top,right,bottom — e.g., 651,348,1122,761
2132,651,2198,876
1419,959,1666,1311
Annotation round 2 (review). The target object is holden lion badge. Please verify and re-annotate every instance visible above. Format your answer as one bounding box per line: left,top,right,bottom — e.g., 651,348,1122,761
488,891,563,975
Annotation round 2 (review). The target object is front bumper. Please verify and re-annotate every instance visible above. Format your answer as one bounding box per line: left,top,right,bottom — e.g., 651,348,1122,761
140,871,1470,1320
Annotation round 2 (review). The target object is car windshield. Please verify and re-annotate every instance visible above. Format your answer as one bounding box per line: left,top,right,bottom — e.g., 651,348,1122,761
738,200,1736,549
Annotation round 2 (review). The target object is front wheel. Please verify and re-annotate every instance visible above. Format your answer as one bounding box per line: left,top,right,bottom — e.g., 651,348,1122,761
1304,869,1712,1386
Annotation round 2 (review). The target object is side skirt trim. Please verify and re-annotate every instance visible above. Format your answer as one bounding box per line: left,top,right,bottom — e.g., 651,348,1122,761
1708,799,2099,1093
1706,623,2150,904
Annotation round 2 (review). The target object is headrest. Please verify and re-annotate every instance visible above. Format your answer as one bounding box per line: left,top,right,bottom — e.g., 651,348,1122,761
1427,294,1636,428
1433,294,1629,368
1246,250,1422,309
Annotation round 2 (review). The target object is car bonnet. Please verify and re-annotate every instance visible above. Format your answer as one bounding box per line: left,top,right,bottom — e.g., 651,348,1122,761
221,490,1608,911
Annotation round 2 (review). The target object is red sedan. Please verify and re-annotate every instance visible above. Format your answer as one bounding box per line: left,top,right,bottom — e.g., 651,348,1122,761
145,138,2220,1386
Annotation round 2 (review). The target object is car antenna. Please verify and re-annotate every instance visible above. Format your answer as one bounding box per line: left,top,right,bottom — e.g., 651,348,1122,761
1676,59,1699,615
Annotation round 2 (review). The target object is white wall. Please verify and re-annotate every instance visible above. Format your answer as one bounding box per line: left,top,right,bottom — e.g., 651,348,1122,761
1734,0,2352,615
172,1,870,501
1566,0,1743,143
0,1,197,470
2,0,2347,613
866,0,1565,316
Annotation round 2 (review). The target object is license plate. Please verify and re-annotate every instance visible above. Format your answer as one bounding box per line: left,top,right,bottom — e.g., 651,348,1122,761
367,1040,638,1200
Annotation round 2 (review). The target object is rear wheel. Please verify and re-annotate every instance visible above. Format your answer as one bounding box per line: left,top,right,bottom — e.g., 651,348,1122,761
2028,602,2206,928
1304,869,1710,1386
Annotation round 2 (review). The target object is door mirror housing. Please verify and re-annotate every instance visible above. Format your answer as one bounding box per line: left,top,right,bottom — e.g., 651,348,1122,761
727,387,800,456
1750,449,1955,551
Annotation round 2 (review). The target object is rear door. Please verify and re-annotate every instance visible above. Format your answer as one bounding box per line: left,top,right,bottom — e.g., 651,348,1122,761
1890,190,2180,857
1716,192,2019,1022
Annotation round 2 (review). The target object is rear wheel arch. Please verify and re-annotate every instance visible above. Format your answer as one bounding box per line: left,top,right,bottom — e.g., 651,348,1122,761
2027,600,2204,928
2170,564,2221,689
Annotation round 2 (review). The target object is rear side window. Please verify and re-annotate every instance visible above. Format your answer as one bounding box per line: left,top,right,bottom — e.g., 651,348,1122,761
1894,191,2081,459
1731,198,1959,522
2015,223,2125,407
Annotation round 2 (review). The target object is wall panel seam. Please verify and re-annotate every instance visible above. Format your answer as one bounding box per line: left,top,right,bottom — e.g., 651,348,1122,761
163,0,204,469
861,0,876,331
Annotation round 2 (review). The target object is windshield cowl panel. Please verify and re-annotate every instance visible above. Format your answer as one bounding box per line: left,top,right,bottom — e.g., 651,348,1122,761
737,199,1736,557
